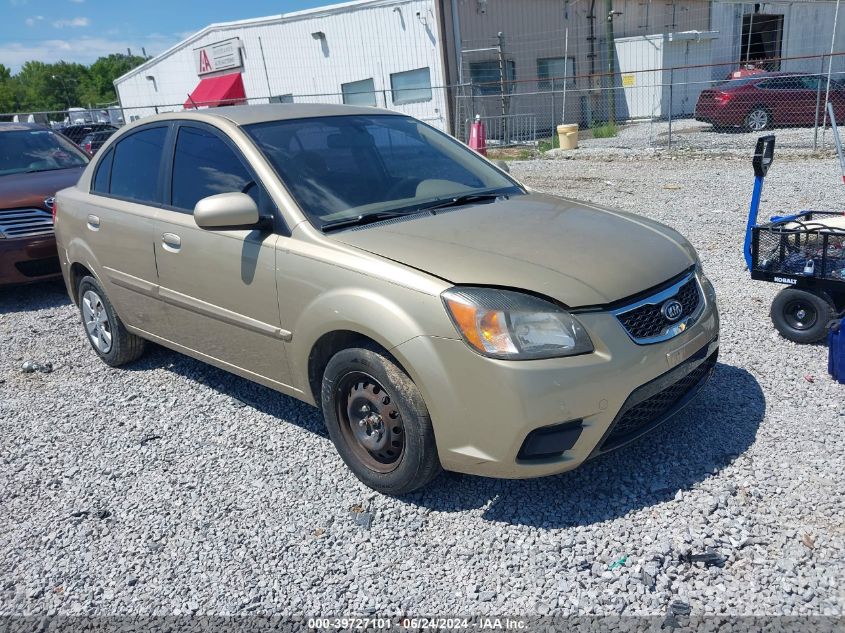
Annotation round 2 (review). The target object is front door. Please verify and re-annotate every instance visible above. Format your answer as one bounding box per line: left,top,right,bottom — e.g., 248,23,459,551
153,123,291,387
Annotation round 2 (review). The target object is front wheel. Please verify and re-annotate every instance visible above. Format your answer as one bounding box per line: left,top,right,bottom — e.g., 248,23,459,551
745,107,771,131
770,288,836,344
321,345,442,495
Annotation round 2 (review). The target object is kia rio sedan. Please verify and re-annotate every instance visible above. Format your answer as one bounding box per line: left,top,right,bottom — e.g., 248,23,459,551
54,104,719,494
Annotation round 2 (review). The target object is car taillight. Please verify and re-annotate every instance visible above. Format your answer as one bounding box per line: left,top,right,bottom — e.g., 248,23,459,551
716,92,732,105
84,141,93,154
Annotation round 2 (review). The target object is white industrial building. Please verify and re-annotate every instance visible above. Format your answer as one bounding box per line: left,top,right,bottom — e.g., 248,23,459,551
115,0,452,129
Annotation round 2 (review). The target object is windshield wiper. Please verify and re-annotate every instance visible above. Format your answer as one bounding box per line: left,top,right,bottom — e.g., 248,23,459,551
420,191,509,212
321,210,421,232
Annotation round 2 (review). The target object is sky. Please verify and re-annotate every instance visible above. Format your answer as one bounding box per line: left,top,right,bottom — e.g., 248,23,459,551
1,0,334,72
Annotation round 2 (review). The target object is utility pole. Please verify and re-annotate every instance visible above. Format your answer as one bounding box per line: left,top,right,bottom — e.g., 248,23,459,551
605,0,617,124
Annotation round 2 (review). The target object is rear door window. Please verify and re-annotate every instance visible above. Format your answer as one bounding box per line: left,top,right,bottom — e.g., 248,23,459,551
108,126,168,204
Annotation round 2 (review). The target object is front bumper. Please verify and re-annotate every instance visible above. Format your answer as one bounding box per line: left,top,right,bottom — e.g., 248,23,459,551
393,273,720,478
0,234,61,286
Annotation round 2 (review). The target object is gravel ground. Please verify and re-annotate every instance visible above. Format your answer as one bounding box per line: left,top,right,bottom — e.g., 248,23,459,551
2,153,844,620
566,118,836,157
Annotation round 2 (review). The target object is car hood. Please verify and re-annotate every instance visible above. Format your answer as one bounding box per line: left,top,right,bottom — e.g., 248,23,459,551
331,193,697,307
0,167,85,209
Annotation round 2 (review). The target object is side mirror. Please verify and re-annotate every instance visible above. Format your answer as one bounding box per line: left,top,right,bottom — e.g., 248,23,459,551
194,192,260,230
494,159,511,174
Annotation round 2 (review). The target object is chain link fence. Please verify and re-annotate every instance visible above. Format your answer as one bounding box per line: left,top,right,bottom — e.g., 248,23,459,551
6,52,845,156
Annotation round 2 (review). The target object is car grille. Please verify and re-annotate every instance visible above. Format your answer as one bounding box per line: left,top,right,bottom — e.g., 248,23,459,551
0,208,54,238
602,354,716,450
614,275,702,343
601,351,717,451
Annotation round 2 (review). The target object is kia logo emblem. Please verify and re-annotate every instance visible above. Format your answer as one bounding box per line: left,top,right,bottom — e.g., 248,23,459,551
661,299,684,322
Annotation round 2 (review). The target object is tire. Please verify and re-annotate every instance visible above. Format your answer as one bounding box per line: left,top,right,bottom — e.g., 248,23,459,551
745,106,771,132
77,275,145,366
770,288,836,344
321,344,442,495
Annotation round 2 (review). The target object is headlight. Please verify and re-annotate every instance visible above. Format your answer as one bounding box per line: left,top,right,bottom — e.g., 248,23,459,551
441,287,594,360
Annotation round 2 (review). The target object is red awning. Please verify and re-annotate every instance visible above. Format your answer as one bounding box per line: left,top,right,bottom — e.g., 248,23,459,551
184,73,246,109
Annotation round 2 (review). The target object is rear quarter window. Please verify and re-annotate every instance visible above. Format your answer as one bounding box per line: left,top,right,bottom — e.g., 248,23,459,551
91,148,113,194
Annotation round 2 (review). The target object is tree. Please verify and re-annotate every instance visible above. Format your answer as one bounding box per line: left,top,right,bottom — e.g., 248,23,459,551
0,64,15,113
85,54,146,105
3,54,146,114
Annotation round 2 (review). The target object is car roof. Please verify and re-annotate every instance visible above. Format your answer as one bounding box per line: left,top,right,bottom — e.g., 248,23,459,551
0,122,48,133
137,104,403,128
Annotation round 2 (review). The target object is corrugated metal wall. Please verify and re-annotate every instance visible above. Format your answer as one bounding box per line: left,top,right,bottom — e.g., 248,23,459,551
115,0,450,129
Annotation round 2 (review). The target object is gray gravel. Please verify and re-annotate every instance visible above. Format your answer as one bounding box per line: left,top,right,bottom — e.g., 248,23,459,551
2,152,844,618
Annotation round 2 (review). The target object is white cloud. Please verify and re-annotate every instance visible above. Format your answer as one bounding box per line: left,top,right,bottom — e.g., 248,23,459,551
69,0,86,3
1,35,176,72
52,17,90,28
25,15,44,27
10,0,30,6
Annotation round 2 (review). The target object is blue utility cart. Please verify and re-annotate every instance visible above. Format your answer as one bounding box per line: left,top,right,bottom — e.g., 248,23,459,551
745,135,845,343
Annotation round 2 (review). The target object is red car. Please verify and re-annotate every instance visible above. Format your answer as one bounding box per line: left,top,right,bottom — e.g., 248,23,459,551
695,72,845,131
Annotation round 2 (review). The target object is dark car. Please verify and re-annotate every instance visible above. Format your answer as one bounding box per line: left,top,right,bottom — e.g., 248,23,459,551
0,123,88,285
80,129,116,155
56,123,118,146
695,73,845,131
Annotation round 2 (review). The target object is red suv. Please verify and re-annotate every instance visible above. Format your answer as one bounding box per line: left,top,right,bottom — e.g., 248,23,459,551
695,73,845,131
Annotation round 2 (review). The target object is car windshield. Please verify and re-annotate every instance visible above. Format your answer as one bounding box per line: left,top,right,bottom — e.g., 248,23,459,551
0,128,89,176
244,114,521,227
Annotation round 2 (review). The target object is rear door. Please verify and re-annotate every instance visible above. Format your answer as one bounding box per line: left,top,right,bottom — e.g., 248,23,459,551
83,123,169,335
153,122,291,386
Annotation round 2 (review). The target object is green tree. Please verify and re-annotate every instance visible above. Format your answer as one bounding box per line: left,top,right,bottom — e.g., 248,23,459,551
3,54,146,114
0,64,15,113
84,54,146,105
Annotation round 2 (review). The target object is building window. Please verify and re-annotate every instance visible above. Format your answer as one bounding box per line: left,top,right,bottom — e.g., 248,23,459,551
341,78,377,106
469,61,516,96
270,94,294,104
741,14,784,70
390,67,432,105
537,57,575,91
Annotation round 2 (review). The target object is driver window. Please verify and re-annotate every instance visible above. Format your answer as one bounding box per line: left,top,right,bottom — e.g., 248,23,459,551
171,126,259,213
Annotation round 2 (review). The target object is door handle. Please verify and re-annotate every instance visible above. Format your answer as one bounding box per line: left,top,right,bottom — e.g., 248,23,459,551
86,214,100,231
161,232,182,252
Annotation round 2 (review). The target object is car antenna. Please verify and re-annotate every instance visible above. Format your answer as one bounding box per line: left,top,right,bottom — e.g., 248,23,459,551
187,94,199,109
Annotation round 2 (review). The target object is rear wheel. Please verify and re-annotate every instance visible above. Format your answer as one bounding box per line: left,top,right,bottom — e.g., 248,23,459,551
77,276,145,366
745,107,771,131
321,345,442,495
771,288,836,344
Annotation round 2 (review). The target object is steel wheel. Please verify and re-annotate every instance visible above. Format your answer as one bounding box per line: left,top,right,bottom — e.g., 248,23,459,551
782,298,818,331
335,372,405,473
746,107,770,131
82,289,113,354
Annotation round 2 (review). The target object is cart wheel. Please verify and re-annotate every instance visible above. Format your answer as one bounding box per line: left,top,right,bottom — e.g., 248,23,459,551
770,288,836,344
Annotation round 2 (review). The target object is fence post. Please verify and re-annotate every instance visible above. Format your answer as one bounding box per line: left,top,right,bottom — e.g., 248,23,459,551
814,54,826,150
668,68,673,150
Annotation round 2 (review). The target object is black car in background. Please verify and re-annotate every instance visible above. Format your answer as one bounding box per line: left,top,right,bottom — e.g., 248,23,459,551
80,130,116,155
56,123,118,147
